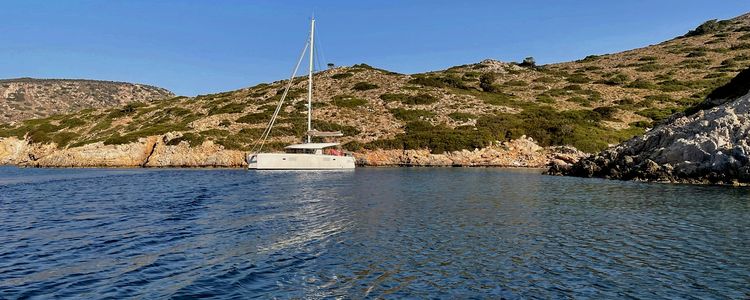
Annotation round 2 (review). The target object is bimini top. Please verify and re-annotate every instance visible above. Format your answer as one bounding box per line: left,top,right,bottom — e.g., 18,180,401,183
284,143,340,150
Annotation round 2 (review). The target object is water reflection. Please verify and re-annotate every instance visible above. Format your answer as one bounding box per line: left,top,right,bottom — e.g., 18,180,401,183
0,167,748,298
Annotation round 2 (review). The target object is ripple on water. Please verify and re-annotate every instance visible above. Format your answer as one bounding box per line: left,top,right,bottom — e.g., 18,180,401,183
0,167,748,298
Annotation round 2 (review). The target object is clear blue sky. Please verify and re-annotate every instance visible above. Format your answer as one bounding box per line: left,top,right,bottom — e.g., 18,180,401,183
1,1,749,96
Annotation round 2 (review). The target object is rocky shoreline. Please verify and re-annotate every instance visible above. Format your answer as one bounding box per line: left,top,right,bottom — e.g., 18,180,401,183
0,135,585,169
549,90,750,186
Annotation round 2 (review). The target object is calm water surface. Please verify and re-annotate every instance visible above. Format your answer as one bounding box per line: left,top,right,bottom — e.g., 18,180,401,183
0,166,748,299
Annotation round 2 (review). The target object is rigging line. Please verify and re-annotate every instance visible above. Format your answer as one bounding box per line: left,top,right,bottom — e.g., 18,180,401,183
250,39,310,154
315,41,324,71
314,30,328,70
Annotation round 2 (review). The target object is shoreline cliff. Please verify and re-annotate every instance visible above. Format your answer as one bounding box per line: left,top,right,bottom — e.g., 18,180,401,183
0,135,585,169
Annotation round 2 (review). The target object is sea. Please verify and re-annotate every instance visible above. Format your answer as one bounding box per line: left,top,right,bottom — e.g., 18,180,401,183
0,166,748,299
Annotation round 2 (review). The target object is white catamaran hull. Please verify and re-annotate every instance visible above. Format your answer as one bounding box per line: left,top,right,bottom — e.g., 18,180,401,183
248,153,355,170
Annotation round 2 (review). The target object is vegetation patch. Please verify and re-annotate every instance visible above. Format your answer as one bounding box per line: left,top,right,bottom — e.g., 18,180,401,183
369,105,643,153
351,82,379,91
389,108,435,121
533,76,558,83
236,112,269,124
597,73,630,86
566,74,591,83
313,120,360,136
626,78,658,89
409,75,468,89
380,93,438,105
167,132,205,147
684,19,731,37
331,73,353,79
332,95,368,108
209,102,246,115
448,112,477,122
635,63,666,72
636,107,679,122
504,79,528,87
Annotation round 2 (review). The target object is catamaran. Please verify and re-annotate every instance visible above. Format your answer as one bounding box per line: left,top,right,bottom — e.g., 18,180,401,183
247,18,356,170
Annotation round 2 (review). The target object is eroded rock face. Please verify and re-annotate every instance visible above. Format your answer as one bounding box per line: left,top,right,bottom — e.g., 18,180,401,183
552,91,750,185
356,137,587,168
27,137,159,167
0,135,585,169
145,137,246,168
0,136,56,165
0,134,248,168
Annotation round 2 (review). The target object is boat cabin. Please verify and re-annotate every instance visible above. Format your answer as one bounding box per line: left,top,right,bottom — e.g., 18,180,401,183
284,143,347,156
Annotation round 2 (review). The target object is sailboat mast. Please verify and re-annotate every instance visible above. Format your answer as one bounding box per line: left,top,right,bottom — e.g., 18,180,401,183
306,18,315,143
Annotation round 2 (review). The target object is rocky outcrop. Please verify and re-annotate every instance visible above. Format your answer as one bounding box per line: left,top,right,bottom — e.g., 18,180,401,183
144,134,246,167
0,135,583,169
0,134,246,168
0,136,57,165
26,137,160,167
551,90,750,185
357,136,586,167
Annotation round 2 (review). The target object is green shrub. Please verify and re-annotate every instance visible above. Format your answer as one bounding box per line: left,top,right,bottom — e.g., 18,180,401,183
380,93,438,105
579,55,601,62
680,59,711,69
505,79,528,86
598,73,630,85
706,67,750,100
536,94,555,104
236,112,269,124
731,43,750,50
448,112,477,122
200,129,230,137
686,51,706,57
636,107,679,122
409,75,468,89
479,73,497,92
568,96,591,106
635,63,666,72
533,76,558,83
219,119,232,127
351,82,379,91
639,56,657,62
343,141,364,151
626,78,658,89
209,102,245,115
630,121,653,128
167,132,205,147
478,91,516,106
390,108,435,121
657,80,690,92
644,94,673,103
566,74,591,83
331,73,353,79
593,106,618,120
59,117,86,128
313,120,360,136
332,95,368,108
108,102,145,119
103,134,135,145
684,19,731,37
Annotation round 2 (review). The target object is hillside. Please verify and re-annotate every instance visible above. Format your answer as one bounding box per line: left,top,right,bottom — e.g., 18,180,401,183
1,13,750,166
0,78,174,123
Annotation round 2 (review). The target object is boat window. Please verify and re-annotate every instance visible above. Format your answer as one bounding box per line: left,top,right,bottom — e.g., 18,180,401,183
285,148,316,154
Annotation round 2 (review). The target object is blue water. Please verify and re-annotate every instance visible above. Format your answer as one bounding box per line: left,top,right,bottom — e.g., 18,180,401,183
0,166,748,299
